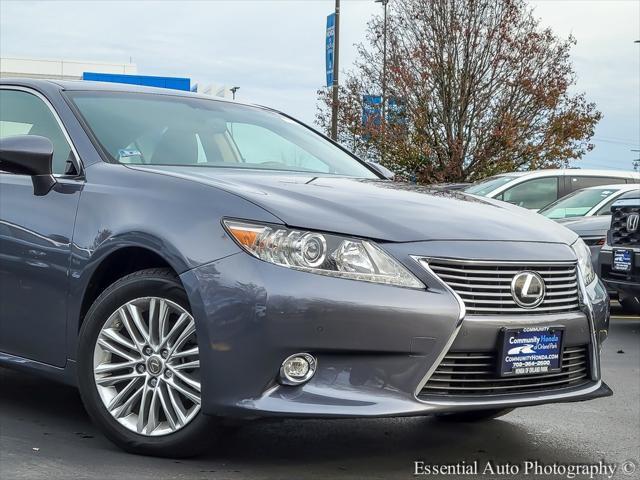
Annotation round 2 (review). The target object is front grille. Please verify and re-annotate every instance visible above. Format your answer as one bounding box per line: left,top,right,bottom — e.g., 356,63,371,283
611,206,640,246
427,260,580,315
419,345,590,397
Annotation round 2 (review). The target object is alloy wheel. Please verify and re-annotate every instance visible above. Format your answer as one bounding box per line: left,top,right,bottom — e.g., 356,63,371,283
93,297,201,436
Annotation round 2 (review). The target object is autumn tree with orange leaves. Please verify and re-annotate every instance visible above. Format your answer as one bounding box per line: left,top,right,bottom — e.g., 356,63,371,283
316,0,602,183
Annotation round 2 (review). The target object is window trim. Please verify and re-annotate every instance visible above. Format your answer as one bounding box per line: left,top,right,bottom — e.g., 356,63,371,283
0,85,83,178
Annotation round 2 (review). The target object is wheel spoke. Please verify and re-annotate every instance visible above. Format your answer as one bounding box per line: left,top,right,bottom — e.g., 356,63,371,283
157,300,169,347
157,383,178,430
127,303,149,345
100,328,138,352
167,377,201,405
97,338,137,362
159,313,189,350
113,384,143,419
136,383,151,434
148,298,158,348
95,360,137,375
119,307,145,351
146,387,160,434
168,320,196,356
166,383,188,425
107,377,141,412
171,359,200,371
170,368,201,392
172,346,198,359
96,371,143,387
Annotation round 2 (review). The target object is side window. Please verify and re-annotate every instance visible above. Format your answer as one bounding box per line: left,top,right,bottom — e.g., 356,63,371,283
229,123,331,173
501,177,559,210
568,176,625,191
0,89,74,175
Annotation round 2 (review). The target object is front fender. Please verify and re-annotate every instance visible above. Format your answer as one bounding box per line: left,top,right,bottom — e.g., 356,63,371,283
65,162,282,361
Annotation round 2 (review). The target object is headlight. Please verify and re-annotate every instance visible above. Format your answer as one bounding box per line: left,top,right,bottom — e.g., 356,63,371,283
223,220,424,289
572,237,596,285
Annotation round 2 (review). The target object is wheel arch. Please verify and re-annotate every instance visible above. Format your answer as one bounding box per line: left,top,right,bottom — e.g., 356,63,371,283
77,246,184,330
65,242,191,366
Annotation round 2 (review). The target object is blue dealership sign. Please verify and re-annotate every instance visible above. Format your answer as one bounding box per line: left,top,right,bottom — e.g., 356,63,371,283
326,13,336,87
362,95,382,127
362,95,406,127
82,72,191,91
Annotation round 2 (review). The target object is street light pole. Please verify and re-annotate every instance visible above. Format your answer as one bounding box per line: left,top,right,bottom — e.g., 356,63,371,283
375,0,389,162
230,86,240,100
330,0,341,141
632,150,640,172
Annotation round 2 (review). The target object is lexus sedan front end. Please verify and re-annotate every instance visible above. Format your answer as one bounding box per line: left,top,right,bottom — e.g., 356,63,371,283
0,79,611,457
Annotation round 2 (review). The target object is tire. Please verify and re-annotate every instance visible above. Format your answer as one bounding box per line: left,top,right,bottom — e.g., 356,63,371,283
435,408,514,422
619,295,640,315
77,268,213,457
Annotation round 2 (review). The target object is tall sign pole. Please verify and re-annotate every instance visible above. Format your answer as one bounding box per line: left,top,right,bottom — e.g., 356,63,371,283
330,0,340,140
375,0,389,162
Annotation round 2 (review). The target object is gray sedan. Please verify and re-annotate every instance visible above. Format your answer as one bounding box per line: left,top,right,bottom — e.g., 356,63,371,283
0,78,611,457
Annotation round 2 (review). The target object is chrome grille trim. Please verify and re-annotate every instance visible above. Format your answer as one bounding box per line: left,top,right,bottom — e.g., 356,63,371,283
422,258,580,315
419,345,590,396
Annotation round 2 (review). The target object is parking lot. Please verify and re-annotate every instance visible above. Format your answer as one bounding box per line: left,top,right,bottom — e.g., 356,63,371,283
1,307,637,480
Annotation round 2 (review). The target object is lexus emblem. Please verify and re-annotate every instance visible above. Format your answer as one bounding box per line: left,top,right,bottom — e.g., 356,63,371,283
147,356,162,375
627,213,639,233
511,271,546,308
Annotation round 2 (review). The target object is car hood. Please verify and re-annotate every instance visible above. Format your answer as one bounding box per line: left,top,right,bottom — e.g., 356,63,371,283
130,166,578,244
555,216,610,237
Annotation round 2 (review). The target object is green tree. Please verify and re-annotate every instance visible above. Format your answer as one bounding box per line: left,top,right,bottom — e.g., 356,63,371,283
316,0,602,183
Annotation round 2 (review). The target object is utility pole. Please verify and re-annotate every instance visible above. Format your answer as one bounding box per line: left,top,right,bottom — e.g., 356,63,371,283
375,0,389,162
330,0,340,141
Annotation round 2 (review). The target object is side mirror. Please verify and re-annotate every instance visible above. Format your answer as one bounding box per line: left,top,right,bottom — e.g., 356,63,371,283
0,135,56,195
366,161,395,180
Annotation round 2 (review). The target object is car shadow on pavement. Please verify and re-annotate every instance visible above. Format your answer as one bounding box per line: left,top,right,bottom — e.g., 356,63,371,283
1,365,597,479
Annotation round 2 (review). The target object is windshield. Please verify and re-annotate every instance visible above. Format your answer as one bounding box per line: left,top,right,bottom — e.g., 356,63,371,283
67,91,377,178
464,175,514,196
539,187,620,219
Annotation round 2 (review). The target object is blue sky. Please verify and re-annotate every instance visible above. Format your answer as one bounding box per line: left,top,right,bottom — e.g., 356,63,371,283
1,0,638,171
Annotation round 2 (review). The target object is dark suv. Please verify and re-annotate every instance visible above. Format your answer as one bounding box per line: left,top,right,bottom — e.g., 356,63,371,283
0,79,611,457
598,189,640,314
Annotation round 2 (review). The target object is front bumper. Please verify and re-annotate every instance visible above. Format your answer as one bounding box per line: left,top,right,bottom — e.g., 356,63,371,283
180,241,611,419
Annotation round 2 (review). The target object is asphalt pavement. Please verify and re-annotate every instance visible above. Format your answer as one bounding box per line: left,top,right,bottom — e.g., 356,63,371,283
1,312,638,480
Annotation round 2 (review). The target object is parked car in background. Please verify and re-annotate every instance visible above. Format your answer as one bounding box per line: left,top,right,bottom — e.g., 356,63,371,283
599,189,640,315
0,79,612,457
538,184,640,267
464,169,640,211
539,184,640,221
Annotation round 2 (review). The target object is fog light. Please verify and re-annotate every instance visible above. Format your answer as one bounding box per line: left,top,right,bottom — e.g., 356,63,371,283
279,353,317,385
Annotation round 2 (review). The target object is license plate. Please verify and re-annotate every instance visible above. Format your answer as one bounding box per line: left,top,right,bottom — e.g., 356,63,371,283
499,326,564,377
612,249,633,272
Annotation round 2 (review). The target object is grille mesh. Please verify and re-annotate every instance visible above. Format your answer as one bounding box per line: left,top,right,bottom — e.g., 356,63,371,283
427,260,580,315
419,345,590,397
611,206,640,246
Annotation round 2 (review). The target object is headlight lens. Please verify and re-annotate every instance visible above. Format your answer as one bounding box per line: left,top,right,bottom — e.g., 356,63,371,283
223,220,424,289
572,237,596,285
